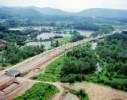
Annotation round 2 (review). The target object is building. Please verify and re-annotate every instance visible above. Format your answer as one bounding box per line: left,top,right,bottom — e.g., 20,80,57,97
5,70,21,77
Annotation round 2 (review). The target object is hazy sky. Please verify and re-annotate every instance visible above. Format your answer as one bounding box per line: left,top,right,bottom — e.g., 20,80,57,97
0,0,127,12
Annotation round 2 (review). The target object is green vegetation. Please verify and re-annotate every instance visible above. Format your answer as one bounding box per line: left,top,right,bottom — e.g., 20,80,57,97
1,7,127,27
72,21,99,31
69,89,89,100
91,25,114,37
51,39,60,48
0,31,27,45
71,31,85,42
0,45,44,67
51,37,72,47
59,37,72,45
88,34,127,91
36,56,64,81
37,44,97,82
60,44,97,82
0,22,8,31
36,33,127,92
0,24,41,46
16,83,58,100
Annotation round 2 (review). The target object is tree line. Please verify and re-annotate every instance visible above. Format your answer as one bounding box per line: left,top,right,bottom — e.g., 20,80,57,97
0,45,44,67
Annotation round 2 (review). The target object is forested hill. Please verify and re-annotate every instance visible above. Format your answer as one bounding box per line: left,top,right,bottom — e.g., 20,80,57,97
0,7,127,25
78,8,127,20
1,7,127,18
34,7,71,16
0,7,42,18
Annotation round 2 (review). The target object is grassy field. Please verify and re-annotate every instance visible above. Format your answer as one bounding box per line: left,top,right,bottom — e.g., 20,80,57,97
36,56,64,81
59,37,72,45
16,83,58,100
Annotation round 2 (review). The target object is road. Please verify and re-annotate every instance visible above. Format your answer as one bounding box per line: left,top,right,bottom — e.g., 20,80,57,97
0,31,127,100
0,31,119,76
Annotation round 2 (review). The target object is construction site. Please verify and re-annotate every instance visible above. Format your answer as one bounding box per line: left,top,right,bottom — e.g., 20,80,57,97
0,33,127,100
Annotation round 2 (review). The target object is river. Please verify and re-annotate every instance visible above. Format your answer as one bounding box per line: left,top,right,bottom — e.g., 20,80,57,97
26,30,95,49
91,42,102,73
77,30,95,37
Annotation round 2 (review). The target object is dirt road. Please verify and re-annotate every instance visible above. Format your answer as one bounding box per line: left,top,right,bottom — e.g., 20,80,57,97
0,78,35,100
63,82,127,100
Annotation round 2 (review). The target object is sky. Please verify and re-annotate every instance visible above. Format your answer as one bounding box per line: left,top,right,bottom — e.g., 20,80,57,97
0,0,127,12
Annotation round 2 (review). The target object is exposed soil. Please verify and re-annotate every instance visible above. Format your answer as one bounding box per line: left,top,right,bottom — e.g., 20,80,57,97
63,82,127,100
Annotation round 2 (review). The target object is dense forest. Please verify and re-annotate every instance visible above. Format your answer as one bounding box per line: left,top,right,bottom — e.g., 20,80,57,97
93,33,127,91
71,31,85,42
61,44,97,82
91,25,114,37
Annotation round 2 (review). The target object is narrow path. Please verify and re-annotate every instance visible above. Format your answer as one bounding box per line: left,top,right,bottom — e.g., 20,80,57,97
14,78,127,100
16,77,65,100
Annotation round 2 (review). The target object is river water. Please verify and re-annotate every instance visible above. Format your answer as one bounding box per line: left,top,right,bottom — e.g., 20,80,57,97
37,33,71,40
77,30,94,37
26,41,51,49
26,30,95,49
91,42,102,73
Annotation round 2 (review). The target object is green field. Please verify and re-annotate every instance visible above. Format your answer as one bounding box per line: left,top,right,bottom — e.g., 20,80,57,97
16,83,58,100
36,56,64,81
59,37,72,45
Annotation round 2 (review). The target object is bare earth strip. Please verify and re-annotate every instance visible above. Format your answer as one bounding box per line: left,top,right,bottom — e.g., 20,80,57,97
0,78,36,100
63,82,127,100
0,77,127,100
24,55,63,79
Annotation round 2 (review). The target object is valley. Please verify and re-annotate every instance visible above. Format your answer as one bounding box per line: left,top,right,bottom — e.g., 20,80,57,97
0,5,127,100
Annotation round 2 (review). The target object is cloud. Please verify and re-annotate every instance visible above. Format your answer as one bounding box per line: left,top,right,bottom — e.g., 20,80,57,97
0,0,127,12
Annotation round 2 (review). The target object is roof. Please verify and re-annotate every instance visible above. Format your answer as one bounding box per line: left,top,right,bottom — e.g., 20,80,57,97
5,70,21,77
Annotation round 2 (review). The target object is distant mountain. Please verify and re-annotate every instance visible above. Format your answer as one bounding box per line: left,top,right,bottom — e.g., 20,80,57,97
78,8,127,20
0,7,127,25
0,7,127,19
0,7,73,25
0,7,42,18
34,7,71,16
